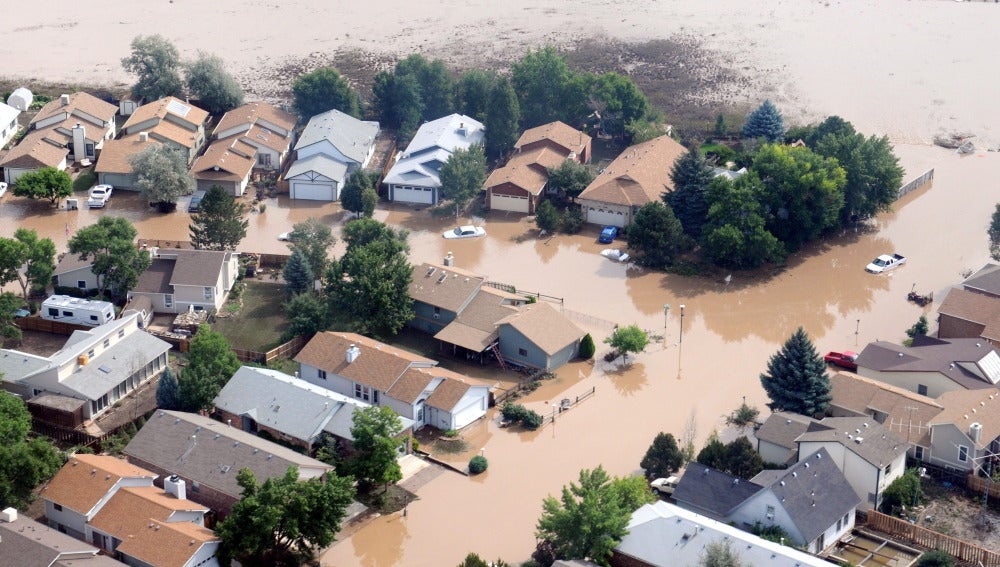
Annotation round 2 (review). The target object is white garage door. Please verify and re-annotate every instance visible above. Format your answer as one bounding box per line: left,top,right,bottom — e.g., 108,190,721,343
392,185,434,204
585,206,627,227
452,398,485,430
291,181,334,201
491,192,530,213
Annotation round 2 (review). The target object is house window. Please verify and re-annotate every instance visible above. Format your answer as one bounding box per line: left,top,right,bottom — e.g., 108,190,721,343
54,503,63,512
258,154,272,166
918,384,928,396
914,446,924,460
118,329,125,338
191,480,200,493
355,384,371,402
885,463,892,475
433,306,440,315
843,513,850,526
518,348,528,357
959,445,969,463
204,287,213,300
85,143,95,158
103,338,110,348
90,315,98,321
165,295,173,308
88,349,95,358
48,308,59,316
836,517,842,531
77,280,87,289
318,369,327,380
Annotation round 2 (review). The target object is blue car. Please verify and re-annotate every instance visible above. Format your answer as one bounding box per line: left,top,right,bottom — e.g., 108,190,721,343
598,226,619,244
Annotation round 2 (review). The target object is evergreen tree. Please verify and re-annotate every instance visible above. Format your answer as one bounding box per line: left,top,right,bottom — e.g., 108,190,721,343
178,325,241,412
190,185,249,251
283,249,314,296
723,437,764,480
535,199,560,233
341,171,376,218
741,100,785,141
664,147,715,239
759,327,831,416
696,432,727,470
990,203,1000,262
285,292,330,338
579,333,596,359
484,78,521,161
155,367,181,410
640,432,684,479
361,188,378,219
625,202,691,269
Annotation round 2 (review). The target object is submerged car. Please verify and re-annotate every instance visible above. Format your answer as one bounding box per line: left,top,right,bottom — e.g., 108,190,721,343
824,350,859,371
443,225,486,239
0,181,7,197
277,232,292,241
598,226,619,244
866,253,906,274
87,184,113,208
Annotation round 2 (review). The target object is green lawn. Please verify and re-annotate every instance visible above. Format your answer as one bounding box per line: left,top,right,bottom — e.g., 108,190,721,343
213,280,289,351
73,169,97,193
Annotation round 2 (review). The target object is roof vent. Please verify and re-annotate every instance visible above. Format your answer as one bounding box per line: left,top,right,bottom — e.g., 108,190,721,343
863,422,869,428
786,419,792,425
977,343,982,347
898,352,904,357
816,452,822,459
855,437,864,444
437,273,447,284
732,479,740,485
346,344,361,364
804,462,810,468
792,472,797,477
426,266,436,277
779,481,785,486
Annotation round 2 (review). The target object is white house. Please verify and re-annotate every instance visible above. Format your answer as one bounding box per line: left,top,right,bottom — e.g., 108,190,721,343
384,113,484,205
285,108,379,201
127,248,239,314
0,102,21,148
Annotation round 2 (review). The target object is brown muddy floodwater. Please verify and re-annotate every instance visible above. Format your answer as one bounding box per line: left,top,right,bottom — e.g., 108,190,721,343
6,144,989,566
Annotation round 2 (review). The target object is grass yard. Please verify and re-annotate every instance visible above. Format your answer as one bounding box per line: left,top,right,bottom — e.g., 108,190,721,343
213,280,289,351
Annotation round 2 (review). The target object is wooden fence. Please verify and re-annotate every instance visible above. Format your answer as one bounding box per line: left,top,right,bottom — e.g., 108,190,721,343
897,168,934,200
866,510,1000,566
232,334,311,364
16,316,91,335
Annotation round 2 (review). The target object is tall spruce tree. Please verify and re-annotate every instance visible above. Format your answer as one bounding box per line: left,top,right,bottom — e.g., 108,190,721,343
759,327,831,416
190,185,248,251
283,249,314,296
664,147,715,239
640,432,684,479
741,100,785,142
156,367,181,410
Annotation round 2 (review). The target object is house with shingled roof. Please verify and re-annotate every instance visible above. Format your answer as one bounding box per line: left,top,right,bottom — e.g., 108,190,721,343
123,410,333,518
294,331,491,431
1,92,117,184
127,248,239,314
939,263,1000,347
212,102,297,172
854,336,1000,398
53,252,102,292
514,120,591,164
576,134,686,228
0,509,128,567
755,411,817,466
285,108,379,201
926,387,1000,473
384,113,484,205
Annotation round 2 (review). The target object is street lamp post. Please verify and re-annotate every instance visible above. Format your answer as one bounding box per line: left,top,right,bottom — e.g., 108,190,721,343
679,305,686,344
855,319,860,346
663,304,670,345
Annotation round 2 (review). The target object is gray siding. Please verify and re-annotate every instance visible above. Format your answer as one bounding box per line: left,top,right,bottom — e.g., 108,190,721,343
498,325,549,370
98,172,137,190
409,301,455,334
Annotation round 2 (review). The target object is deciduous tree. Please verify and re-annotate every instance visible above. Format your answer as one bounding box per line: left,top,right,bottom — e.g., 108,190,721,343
641,432,684,479
283,249,314,296
178,325,241,412
185,52,244,115
12,167,72,205
915,550,954,567
604,324,649,365
760,327,831,416
0,391,32,445
0,238,28,289
0,293,24,343
701,175,785,269
906,315,929,340
453,70,497,122
285,217,337,278
665,147,715,239
13,228,55,299
0,392,63,508
741,100,784,142
69,216,150,299
724,401,760,433
284,292,330,339
121,35,184,101
130,144,194,210
991,203,1000,262
626,201,690,269
190,185,248,251
349,405,404,491
547,159,595,199
880,468,925,515
535,199,561,233
512,47,574,128
701,540,748,567
340,171,377,219
484,78,521,160
292,67,361,119
587,72,649,140
439,145,487,216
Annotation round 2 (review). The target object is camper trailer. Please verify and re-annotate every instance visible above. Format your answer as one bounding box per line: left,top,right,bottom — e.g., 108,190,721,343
41,295,115,326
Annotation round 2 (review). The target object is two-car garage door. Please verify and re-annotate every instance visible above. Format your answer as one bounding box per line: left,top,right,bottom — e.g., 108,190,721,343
490,192,530,213
290,181,335,201
391,185,435,204
585,206,627,227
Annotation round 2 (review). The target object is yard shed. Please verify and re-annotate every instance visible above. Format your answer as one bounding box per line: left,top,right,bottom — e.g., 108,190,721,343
7,87,33,112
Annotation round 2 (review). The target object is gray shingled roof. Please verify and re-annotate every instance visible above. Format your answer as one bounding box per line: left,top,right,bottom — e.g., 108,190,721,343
61,330,170,400
384,114,484,188
756,411,817,451
672,465,764,519
856,336,1000,389
0,515,121,567
963,263,1000,296
284,152,348,183
294,108,379,165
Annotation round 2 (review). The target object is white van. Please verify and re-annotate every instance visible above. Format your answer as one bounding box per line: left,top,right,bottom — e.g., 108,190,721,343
41,295,115,326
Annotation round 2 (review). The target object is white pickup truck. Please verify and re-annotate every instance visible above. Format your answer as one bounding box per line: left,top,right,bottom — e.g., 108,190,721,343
87,184,113,208
866,253,906,274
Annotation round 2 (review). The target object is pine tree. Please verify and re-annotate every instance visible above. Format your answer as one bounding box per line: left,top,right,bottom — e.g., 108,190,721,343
156,367,181,410
759,327,831,416
190,185,248,251
578,333,596,359
640,432,684,479
664,147,715,239
741,100,785,142
283,249,313,296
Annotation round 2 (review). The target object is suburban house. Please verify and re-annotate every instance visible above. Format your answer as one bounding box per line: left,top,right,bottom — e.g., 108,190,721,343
794,417,907,510
926,387,1000,473
610,501,834,567
213,366,414,454
0,313,170,424
0,101,20,148
189,136,257,196
285,108,379,201
53,252,101,291
97,97,208,189
1,92,117,184
41,454,219,567
854,336,1000,398
127,248,240,314
938,263,1000,346
484,121,591,214
755,411,816,466
383,113,485,205
295,331,491,431
409,257,585,372
0,508,128,567
576,134,686,227
674,448,860,554
827,370,943,462
124,410,334,518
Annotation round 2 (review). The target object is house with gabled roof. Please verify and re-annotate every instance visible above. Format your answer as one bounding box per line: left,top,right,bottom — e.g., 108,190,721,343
384,113,484,205
285,108,379,201
294,331,491,431
190,136,257,196
213,102,297,172
1,92,117,183
514,120,591,164
0,313,170,425
127,248,239,314
854,336,1000,398
124,410,333,518
53,252,101,292
213,366,414,454
0,509,128,567
926,387,1000,473
755,411,817,466
576,134,686,228
938,263,1000,347
498,302,584,371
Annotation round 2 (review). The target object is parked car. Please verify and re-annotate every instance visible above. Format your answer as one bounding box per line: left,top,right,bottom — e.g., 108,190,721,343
13,308,29,318
87,184,113,208
598,226,619,244
443,225,486,239
824,350,859,371
866,253,906,273
650,476,680,496
187,190,206,213
277,232,292,241
0,181,7,197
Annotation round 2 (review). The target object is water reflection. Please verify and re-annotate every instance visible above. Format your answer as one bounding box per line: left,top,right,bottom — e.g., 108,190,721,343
350,512,410,567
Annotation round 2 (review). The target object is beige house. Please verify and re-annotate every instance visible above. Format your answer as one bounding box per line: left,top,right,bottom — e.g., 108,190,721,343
927,388,1000,473
576,134,686,227
127,248,239,314
938,263,1000,346
854,336,1000,398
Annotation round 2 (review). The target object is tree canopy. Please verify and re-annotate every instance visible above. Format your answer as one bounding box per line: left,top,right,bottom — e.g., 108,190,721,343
512,47,574,128
185,52,244,115
625,201,690,269
665,147,715,239
759,327,831,416
284,292,330,339
349,405,404,491
640,432,684,479
155,367,181,410
916,550,955,567
741,100,784,141
283,249,314,296
880,467,925,515
130,144,194,208
12,167,72,205
373,55,453,140
453,69,498,122
695,434,764,480
701,175,785,269
285,217,337,279
68,216,150,299
216,466,355,566
292,67,361,119
535,199,561,233
121,34,184,101
439,145,487,215
0,238,29,293
178,324,241,412
605,324,649,364
190,185,248,251
484,78,521,160
547,159,595,199
991,203,1000,262
0,392,63,508
701,540,749,567
12,228,56,299
340,171,378,219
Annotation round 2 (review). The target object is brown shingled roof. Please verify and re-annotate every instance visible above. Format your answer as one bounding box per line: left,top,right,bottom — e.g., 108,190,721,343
0,129,68,169
191,137,256,181
514,121,591,156
41,454,156,516
931,388,1000,449
34,92,117,124
409,263,485,312
295,331,435,392
577,135,685,207
828,371,942,446
940,287,1000,341
214,102,296,137
94,137,159,174
426,374,472,412
387,368,436,404
500,302,584,356
123,97,209,132
484,147,564,195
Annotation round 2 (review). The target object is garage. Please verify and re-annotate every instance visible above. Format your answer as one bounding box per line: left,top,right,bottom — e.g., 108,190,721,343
391,185,435,205
585,205,627,227
97,172,136,190
451,397,487,430
490,192,530,213
291,181,335,201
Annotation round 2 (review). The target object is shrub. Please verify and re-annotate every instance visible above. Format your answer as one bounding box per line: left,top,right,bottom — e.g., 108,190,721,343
579,333,596,359
561,208,584,234
501,402,527,422
522,410,544,430
443,429,458,438
469,455,489,474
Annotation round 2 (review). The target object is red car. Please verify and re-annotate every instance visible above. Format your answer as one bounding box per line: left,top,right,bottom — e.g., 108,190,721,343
824,351,859,371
